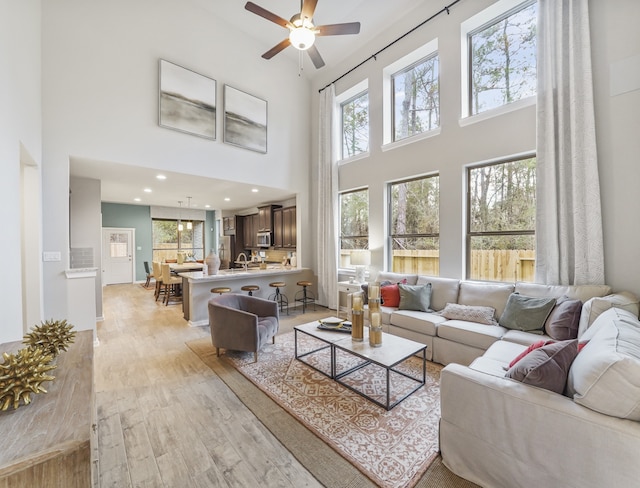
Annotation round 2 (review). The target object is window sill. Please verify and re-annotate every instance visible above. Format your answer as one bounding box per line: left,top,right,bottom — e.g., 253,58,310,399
381,128,441,152
459,97,535,128
338,152,370,165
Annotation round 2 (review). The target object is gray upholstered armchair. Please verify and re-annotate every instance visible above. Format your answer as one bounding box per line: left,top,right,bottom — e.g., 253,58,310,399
208,293,279,362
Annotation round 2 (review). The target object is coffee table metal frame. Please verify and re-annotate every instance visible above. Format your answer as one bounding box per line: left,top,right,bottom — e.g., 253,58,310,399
294,321,427,410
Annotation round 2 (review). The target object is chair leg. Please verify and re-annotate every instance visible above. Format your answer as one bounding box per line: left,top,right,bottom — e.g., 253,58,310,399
272,336,276,344
254,351,258,362
216,347,220,357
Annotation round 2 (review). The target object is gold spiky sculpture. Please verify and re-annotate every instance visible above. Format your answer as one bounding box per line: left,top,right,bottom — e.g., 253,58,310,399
23,319,77,357
0,347,56,410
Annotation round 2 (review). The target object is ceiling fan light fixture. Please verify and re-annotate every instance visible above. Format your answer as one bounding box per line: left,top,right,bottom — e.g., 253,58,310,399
289,26,315,50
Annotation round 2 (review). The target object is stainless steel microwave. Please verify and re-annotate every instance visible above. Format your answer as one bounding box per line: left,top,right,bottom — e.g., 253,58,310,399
257,231,271,247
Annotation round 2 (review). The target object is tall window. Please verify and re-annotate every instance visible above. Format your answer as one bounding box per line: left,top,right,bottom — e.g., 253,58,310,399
341,90,369,159
467,156,536,282
392,53,439,141
468,0,537,115
388,175,439,275
152,219,205,262
339,189,369,269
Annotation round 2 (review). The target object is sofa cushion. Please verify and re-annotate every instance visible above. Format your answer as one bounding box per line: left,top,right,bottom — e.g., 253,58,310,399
499,293,556,335
514,282,611,303
437,320,506,350
567,307,640,420
417,276,460,312
506,339,579,394
381,283,401,307
577,291,640,337
442,303,496,325
502,329,554,346
398,283,432,312
544,296,582,340
458,281,514,319
390,310,446,336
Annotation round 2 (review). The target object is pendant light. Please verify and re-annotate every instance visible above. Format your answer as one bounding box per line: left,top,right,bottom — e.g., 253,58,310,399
178,201,184,232
186,196,193,230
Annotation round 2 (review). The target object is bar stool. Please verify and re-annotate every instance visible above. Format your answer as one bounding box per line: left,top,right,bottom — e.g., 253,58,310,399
295,280,316,313
241,285,260,296
268,281,288,315
211,287,231,295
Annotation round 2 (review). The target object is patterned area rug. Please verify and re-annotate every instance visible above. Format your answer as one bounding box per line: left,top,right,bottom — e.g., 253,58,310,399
223,331,443,488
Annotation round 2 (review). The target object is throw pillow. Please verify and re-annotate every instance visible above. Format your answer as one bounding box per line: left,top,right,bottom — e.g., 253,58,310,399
441,303,496,325
505,339,579,394
544,296,582,340
508,340,554,368
398,283,432,312
499,293,557,335
380,283,401,307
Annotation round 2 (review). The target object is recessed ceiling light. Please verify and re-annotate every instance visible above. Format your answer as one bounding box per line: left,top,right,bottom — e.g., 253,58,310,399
156,174,166,180
251,188,259,193
134,197,141,202
144,188,152,193
224,197,230,201
205,204,211,208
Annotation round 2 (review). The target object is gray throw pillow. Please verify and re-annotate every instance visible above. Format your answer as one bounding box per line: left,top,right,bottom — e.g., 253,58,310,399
499,293,557,335
398,283,432,312
544,296,582,340
506,339,579,394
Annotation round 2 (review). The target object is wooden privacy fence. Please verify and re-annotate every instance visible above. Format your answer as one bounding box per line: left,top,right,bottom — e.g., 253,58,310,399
343,249,534,282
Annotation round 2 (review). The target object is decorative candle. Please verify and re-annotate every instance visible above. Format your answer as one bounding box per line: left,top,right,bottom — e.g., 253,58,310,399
352,295,363,312
370,312,381,328
369,312,383,347
369,283,380,300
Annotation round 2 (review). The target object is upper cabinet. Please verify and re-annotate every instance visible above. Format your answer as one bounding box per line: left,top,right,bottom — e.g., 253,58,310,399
258,205,281,233
243,214,258,249
274,206,296,249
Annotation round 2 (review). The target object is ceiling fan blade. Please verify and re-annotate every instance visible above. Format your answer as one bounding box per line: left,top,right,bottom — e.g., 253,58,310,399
315,22,361,36
301,0,318,21
307,45,325,69
262,38,291,59
245,2,293,29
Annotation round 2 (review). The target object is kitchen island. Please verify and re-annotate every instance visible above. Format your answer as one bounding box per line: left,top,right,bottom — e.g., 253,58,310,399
179,267,315,326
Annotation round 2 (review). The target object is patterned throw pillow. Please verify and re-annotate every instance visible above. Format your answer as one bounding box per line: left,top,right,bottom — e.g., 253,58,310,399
441,303,496,325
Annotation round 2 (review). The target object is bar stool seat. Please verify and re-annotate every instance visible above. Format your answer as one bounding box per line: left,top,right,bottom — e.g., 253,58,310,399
268,282,288,315
241,285,260,296
295,280,316,313
211,287,232,295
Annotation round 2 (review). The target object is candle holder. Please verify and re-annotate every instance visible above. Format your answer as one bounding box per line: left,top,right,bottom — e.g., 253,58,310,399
369,311,383,347
351,310,364,341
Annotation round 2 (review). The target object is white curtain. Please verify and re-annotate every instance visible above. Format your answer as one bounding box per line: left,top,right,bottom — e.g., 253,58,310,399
316,85,339,309
535,0,604,285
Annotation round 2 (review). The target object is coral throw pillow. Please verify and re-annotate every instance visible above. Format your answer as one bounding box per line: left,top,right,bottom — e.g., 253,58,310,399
380,284,401,307
509,340,555,368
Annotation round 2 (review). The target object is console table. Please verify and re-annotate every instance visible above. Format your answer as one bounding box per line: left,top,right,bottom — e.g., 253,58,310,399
0,330,94,487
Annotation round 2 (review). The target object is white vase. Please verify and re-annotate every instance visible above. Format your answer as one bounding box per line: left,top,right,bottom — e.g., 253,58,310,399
205,251,220,275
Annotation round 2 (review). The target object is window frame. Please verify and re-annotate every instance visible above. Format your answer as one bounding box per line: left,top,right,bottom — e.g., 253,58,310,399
152,218,205,262
460,0,537,121
387,173,440,275
338,188,370,272
336,79,370,163
465,152,536,282
390,51,440,143
382,38,439,150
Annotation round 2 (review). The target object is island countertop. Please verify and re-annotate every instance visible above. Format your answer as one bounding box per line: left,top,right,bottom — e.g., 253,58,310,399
179,267,315,326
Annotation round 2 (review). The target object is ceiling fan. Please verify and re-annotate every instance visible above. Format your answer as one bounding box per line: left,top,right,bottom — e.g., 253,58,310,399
244,0,361,69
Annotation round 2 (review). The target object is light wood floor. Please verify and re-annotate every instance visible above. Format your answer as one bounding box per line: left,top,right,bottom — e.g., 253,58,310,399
95,283,330,488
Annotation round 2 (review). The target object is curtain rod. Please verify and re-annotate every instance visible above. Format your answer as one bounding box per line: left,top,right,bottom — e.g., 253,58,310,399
318,0,463,93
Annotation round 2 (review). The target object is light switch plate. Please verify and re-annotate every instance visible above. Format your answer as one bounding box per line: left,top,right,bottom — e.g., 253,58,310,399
43,251,61,262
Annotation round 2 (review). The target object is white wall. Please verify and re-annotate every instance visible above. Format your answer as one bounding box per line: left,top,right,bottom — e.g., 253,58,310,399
310,0,640,298
40,0,312,319
0,0,42,343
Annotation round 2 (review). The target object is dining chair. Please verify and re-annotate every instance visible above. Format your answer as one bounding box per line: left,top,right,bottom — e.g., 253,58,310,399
161,263,182,305
143,261,154,288
152,261,165,301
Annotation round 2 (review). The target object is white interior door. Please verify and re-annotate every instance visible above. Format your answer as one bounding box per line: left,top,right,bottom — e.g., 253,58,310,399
102,228,134,285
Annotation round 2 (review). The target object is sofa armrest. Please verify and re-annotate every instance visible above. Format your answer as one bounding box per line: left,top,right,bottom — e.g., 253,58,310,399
578,291,640,337
440,363,640,488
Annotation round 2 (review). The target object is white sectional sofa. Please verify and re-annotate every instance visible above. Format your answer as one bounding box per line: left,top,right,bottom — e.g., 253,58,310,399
364,271,638,366
358,272,640,487
440,307,640,488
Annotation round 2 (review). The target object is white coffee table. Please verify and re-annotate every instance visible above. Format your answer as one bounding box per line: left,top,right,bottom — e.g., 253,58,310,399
294,320,427,410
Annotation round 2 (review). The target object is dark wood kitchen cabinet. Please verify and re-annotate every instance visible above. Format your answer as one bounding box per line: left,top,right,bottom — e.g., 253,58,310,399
243,214,258,249
258,205,281,233
274,206,296,249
